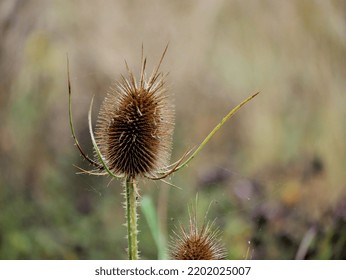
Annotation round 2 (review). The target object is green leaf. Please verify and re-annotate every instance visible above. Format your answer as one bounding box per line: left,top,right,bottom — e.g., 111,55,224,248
141,195,167,259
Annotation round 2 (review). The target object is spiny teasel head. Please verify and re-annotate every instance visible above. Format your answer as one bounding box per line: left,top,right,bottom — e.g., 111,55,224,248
170,213,227,260
95,46,174,178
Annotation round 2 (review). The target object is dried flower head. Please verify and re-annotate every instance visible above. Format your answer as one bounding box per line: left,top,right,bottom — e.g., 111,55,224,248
68,46,259,180
170,212,227,260
95,46,174,178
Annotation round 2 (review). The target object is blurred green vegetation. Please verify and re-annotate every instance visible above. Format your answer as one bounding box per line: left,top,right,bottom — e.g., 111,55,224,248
0,0,345,259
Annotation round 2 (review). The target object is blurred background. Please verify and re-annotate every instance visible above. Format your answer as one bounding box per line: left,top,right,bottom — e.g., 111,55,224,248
0,0,345,259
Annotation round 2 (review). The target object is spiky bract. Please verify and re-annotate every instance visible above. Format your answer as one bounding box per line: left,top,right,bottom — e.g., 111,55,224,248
95,50,174,178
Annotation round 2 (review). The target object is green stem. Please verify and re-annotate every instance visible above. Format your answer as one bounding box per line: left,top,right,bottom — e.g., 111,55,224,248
125,177,138,260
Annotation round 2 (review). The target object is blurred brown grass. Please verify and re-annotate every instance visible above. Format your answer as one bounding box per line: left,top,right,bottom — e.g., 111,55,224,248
0,0,345,259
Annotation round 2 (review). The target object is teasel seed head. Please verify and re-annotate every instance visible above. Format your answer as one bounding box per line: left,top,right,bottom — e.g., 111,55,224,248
95,47,174,178
170,213,227,260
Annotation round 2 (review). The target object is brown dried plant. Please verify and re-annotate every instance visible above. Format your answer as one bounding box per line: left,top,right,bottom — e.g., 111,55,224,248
170,205,227,260
94,47,174,178
67,45,258,259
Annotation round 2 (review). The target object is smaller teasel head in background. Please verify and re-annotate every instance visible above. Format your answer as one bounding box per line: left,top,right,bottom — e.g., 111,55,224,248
170,208,227,260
